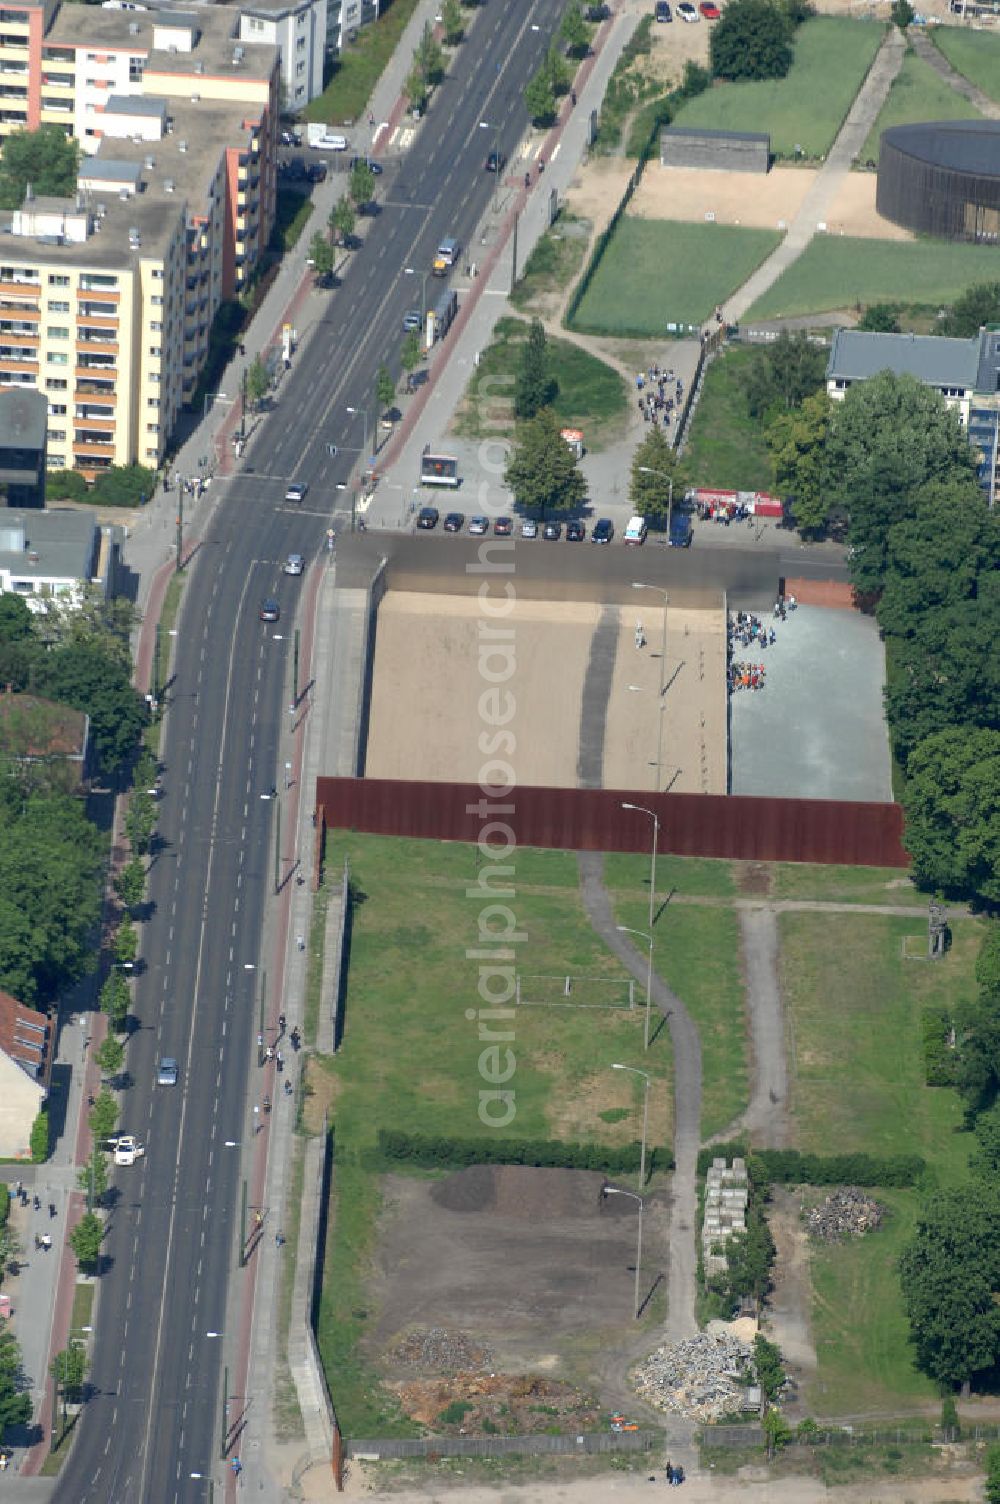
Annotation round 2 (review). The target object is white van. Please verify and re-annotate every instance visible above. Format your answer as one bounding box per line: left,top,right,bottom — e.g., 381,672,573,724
432,236,460,275
623,514,648,545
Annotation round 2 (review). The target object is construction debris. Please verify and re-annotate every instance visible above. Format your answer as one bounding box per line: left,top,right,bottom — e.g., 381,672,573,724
632,1327,759,1421
391,1371,601,1433
702,1157,749,1278
390,1327,494,1373
805,1189,884,1243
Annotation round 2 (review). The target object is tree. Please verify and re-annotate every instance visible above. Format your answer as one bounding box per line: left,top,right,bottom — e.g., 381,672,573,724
416,20,445,85
349,160,376,209
35,639,146,775
93,1035,124,1081
544,42,571,96
744,332,827,420
891,0,914,25
629,425,684,523
710,0,794,82
245,354,269,413
514,318,557,420
114,920,137,966
100,971,130,1030
308,231,334,284
885,586,1000,767
987,1443,1000,1504
88,1089,118,1145
29,1108,49,1163
858,302,901,333
69,1210,103,1273
441,0,464,43
903,728,1000,903
825,372,979,596
0,594,33,644
45,468,88,503
524,68,557,126
376,364,395,413
504,407,587,517
400,329,423,378
329,198,356,246
114,856,146,915
92,464,156,509
877,481,996,640
51,1338,87,1433
78,1147,108,1208
125,786,157,856
0,1331,30,1431
900,1181,1000,1390
405,66,428,113
762,1407,792,1456
940,281,1000,338
560,0,590,56
753,1334,786,1407
765,391,831,537
0,124,79,210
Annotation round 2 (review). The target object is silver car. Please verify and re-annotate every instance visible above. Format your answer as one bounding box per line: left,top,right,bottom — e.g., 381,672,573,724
520,519,538,539
157,1057,178,1087
283,553,305,575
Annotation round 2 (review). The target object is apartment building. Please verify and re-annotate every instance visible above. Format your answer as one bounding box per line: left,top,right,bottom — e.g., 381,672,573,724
0,3,278,476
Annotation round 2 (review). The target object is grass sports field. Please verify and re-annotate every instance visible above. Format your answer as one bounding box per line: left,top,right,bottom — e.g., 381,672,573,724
745,235,1000,320
681,344,775,495
571,218,781,335
860,49,982,165
670,17,884,159
932,22,1000,103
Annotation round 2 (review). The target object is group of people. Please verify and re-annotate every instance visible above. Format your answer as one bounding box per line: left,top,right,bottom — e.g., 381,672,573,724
727,603,793,695
647,1462,686,1486
636,362,683,428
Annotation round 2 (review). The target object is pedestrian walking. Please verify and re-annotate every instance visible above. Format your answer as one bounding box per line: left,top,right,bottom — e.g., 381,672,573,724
275,1230,285,1247
278,1014,286,1036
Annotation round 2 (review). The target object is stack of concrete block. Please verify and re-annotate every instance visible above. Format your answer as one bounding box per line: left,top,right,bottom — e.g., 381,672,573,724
702,1157,749,1277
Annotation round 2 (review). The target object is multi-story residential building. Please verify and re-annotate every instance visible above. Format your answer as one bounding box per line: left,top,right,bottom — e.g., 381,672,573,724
236,0,325,113
0,2,279,477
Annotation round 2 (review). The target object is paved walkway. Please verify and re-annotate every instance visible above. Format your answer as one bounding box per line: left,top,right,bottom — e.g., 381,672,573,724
910,26,1000,117
724,27,907,323
727,907,789,1148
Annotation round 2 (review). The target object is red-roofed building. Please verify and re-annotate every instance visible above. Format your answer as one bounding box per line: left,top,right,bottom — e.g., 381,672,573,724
0,989,51,1158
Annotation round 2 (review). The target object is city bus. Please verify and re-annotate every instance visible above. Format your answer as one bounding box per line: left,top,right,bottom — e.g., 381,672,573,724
420,448,460,487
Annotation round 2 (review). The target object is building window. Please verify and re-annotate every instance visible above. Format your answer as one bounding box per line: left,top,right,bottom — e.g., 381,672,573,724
151,295,162,306
47,326,68,339
47,300,69,313
145,448,158,459
148,346,161,357
151,268,163,279
49,402,66,414
48,274,69,286
45,377,67,390
46,352,68,365
296,59,305,73
47,428,65,441
149,372,160,383
147,396,160,408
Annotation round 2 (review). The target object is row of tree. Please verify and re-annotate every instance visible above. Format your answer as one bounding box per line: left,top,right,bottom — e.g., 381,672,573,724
524,5,589,125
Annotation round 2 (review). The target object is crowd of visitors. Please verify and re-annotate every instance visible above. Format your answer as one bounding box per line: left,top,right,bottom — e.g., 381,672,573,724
727,598,797,694
636,362,683,427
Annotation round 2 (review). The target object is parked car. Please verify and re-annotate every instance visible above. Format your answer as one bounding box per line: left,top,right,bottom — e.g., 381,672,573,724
259,598,281,622
494,516,513,536
592,518,615,543
469,515,489,535
677,2,699,18
285,481,307,502
623,514,648,545
542,520,562,540
349,155,383,175
566,520,586,541
586,2,611,17
443,512,465,532
113,1134,145,1166
416,506,439,529
306,162,328,184
669,513,694,547
485,149,507,173
520,519,538,539
699,1,720,16
403,309,422,332
655,1,672,19
283,553,305,575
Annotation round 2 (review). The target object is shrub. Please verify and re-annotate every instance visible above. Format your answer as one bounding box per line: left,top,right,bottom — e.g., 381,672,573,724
30,1108,50,1163
376,1128,673,1174
0,1184,8,1229
923,1004,954,1087
696,1143,924,1186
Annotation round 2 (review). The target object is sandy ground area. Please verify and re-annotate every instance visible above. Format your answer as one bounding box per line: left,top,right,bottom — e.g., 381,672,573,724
603,605,727,796
366,593,728,792
628,164,913,240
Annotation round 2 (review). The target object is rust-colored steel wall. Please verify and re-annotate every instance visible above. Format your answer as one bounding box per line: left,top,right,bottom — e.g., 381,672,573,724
316,777,909,868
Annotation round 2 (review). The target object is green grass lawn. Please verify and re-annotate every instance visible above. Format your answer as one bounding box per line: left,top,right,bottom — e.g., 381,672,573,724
860,49,982,165
270,188,312,254
452,315,629,451
807,1188,940,1416
682,344,775,493
770,863,923,906
603,851,738,901
670,17,885,159
511,214,591,316
745,235,1000,320
304,0,421,123
932,22,1000,103
780,911,977,1174
571,219,782,336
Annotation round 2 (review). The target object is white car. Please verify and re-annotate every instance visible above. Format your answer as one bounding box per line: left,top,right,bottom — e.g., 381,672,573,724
283,553,305,575
520,519,538,539
285,482,307,503
678,2,699,17
112,1135,145,1166
313,133,348,151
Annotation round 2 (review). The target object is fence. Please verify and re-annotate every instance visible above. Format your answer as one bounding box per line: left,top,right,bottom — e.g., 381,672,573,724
565,156,645,330
346,1429,664,1460
703,1421,1000,1449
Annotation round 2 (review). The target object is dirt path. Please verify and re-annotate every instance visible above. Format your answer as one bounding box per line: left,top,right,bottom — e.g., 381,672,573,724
576,850,701,1345
724,27,907,323
718,906,790,1147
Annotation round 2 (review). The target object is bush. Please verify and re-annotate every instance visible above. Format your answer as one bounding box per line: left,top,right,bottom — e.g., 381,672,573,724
923,1005,954,1087
30,1108,50,1163
376,1128,673,1174
45,470,89,503
696,1143,924,1186
0,1184,8,1229
91,464,156,509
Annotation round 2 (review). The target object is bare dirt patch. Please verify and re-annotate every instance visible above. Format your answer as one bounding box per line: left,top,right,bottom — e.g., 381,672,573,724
391,1371,601,1433
735,862,773,898
301,1054,339,1134
368,1167,671,1391
765,1188,818,1417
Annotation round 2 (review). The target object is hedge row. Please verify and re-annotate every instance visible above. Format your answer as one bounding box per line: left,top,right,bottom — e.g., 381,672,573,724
698,1142,924,1187
377,1128,674,1175
923,1004,955,1087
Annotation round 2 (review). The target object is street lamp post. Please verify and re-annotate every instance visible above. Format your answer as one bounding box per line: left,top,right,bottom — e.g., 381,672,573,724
603,1185,645,1320
479,119,501,210
621,801,659,932
404,265,430,325
612,1063,650,1189
617,924,653,1052
345,404,369,467
636,465,674,535
632,580,669,791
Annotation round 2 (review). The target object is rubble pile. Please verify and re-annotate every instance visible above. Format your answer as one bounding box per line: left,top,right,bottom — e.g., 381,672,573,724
632,1329,759,1421
805,1189,884,1243
390,1327,494,1372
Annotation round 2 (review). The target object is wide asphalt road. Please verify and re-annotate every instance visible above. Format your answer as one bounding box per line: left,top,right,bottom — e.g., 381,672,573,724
55,4,566,1500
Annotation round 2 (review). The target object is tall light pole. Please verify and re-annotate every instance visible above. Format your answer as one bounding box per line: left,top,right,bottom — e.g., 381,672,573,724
603,1185,644,1320
612,1062,650,1189
636,465,674,535
479,119,501,210
625,685,666,794
404,265,430,324
345,404,369,468
621,802,659,932
617,924,653,1052
632,580,668,791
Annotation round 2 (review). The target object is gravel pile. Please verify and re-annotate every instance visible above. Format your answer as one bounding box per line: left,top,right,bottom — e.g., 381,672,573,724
632,1330,757,1421
805,1188,884,1242
390,1327,494,1372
